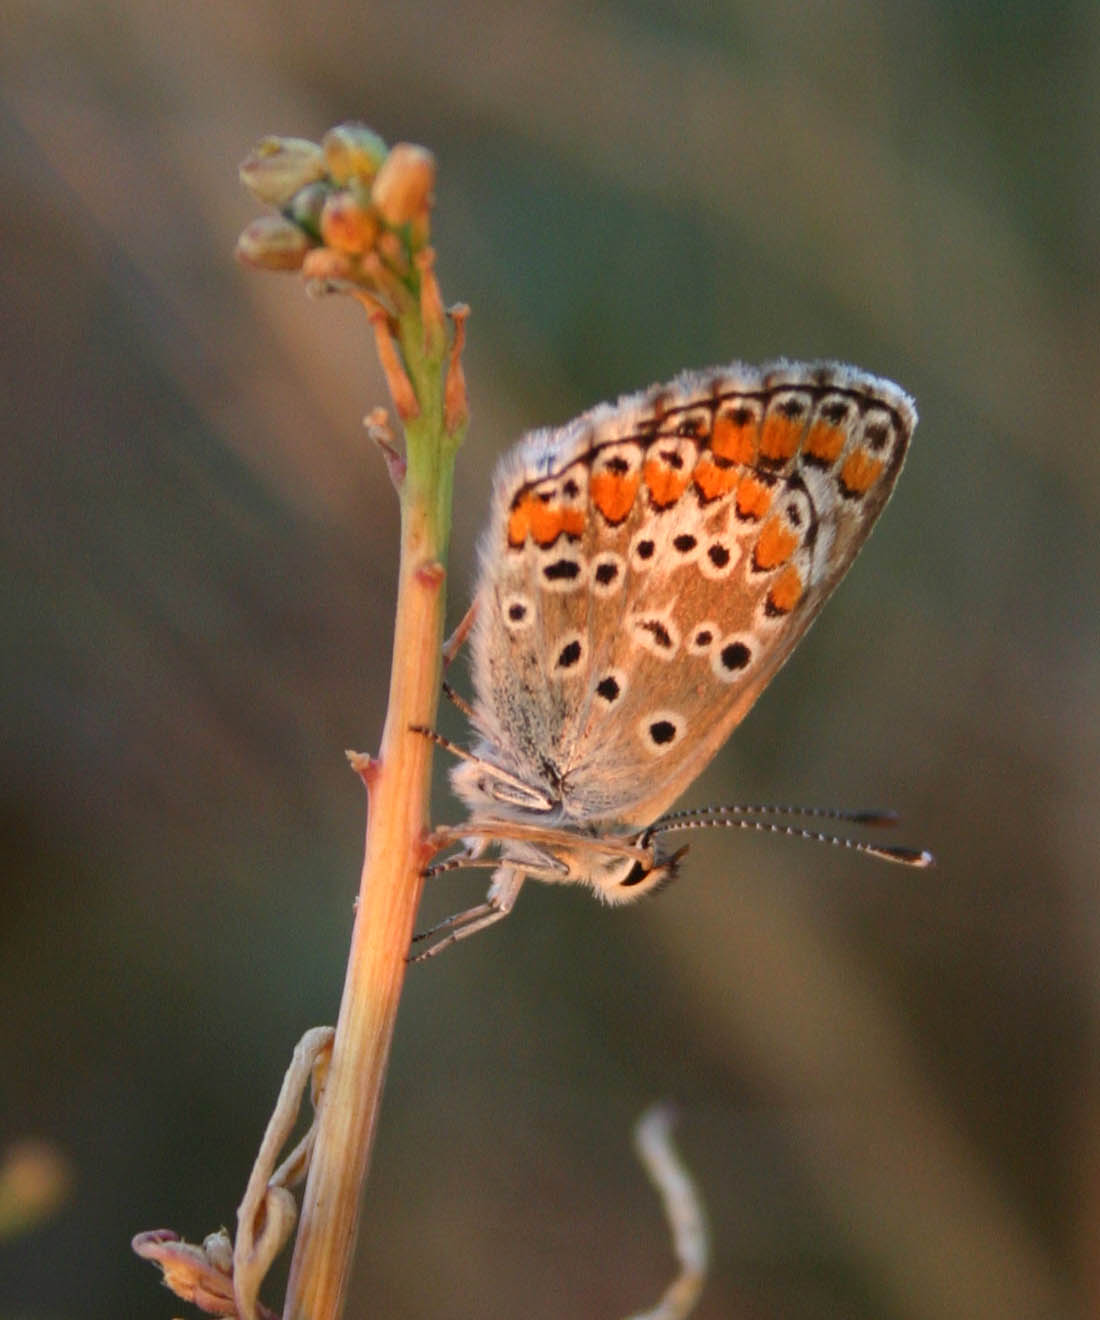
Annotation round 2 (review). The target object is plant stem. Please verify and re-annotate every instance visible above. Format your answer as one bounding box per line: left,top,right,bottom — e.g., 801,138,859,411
281,305,458,1320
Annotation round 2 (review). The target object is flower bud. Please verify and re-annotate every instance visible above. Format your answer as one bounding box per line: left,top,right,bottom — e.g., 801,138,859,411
239,136,326,207
320,190,379,254
370,143,435,228
322,122,388,186
286,180,331,240
301,247,356,285
235,216,312,271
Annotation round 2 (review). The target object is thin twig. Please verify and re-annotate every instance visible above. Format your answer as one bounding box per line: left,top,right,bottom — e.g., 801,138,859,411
624,1106,709,1320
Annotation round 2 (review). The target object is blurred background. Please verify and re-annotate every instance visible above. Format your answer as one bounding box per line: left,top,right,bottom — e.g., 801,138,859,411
2,2,1097,1317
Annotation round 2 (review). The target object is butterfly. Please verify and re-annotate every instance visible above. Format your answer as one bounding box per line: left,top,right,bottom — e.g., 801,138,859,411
414,360,931,958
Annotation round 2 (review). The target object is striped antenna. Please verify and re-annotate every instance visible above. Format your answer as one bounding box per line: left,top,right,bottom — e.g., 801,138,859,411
653,802,902,827
644,805,933,869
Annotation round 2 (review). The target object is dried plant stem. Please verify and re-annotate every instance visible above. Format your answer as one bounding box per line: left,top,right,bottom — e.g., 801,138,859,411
120,126,468,1320
282,306,459,1320
626,1106,709,1320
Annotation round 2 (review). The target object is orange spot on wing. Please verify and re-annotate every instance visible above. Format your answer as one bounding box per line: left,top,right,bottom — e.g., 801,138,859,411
643,458,690,508
753,517,799,570
840,449,885,495
759,413,803,462
805,419,846,464
509,492,573,547
528,501,566,546
693,454,739,501
507,495,533,547
735,474,772,520
560,508,585,539
712,410,757,464
767,564,804,614
590,470,639,524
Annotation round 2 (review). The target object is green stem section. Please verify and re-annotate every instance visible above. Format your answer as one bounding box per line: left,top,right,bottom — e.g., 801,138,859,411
281,307,459,1320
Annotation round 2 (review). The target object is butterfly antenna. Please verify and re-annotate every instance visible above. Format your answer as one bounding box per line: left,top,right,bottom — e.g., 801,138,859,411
655,802,901,828
645,813,933,868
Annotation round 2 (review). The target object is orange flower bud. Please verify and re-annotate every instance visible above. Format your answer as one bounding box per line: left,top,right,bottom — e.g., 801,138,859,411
370,143,436,228
320,191,380,254
301,247,356,284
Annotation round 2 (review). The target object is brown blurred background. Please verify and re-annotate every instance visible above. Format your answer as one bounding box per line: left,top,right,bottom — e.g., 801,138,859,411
1,2,1097,1317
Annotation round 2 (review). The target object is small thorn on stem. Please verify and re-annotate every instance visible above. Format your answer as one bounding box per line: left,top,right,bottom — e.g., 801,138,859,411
364,407,406,488
345,750,381,788
416,831,439,869
415,560,445,590
444,304,470,437
365,306,420,421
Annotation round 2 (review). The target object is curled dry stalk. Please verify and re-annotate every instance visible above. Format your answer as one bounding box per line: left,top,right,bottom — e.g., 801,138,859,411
624,1106,709,1320
132,1027,333,1320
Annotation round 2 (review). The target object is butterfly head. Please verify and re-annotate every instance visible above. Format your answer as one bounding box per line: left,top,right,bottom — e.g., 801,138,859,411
584,834,690,905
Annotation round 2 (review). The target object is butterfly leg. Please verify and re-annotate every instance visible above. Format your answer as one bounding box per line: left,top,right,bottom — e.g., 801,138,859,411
408,867,525,962
442,600,478,667
409,726,556,811
439,601,479,718
409,725,475,761
441,680,476,720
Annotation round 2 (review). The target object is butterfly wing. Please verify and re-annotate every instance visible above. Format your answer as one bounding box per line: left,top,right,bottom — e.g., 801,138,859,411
461,361,916,830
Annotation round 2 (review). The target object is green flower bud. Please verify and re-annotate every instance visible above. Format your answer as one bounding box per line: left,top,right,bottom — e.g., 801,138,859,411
286,180,332,241
322,122,388,186
239,136,326,207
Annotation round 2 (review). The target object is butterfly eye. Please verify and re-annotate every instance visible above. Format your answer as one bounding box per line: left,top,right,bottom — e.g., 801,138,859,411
590,851,678,903
608,843,688,898
619,860,650,887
